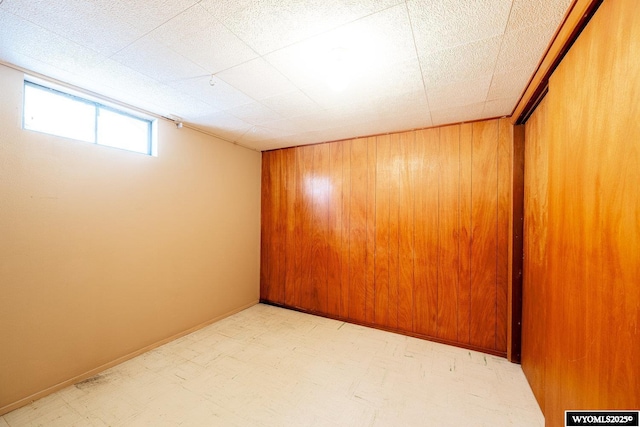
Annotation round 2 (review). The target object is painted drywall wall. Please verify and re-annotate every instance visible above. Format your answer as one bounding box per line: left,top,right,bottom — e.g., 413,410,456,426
0,63,261,412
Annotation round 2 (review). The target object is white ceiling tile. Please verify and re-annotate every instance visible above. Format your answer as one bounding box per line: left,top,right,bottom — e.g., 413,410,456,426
420,36,501,87
430,102,485,127
167,76,254,111
109,0,198,34
259,90,323,118
0,10,104,76
256,119,306,134
506,0,572,32
76,59,212,119
111,36,208,83
301,58,425,110
0,0,570,152
148,5,258,74
225,102,283,125
494,20,560,75
321,89,430,127
487,68,532,101
199,0,403,55
237,126,297,144
189,111,253,141
289,111,338,133
2,0,197,55
265,4,417,90
483,97,518,118
249,139,300,152
215,57,297,100
1,0,138,55
427,75,492,111
407,0,512,56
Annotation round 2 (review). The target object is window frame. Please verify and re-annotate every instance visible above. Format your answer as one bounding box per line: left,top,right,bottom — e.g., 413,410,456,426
23,80,154,156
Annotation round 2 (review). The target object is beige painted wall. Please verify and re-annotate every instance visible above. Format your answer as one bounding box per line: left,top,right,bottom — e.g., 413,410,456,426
0,64,261,412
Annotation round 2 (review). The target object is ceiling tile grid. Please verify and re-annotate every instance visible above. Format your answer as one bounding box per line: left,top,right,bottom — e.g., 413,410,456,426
198,0,404,55
0,0,572,151
214,57,299,101
147,4,259,75
407,0,513,56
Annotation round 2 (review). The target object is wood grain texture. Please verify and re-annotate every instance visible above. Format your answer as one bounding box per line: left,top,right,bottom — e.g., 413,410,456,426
437,125,459,342
388,134,400,330
340,140,351,319
283,148,299,308
508,124,525,363
397,132,415,332
260,151,271,302
365,137,377,324
522,96,549,412
260,150,285,303
511,0,601,124
458,123,473,345
348,138,368,323
260,119,514,355
522,2,640,425
327,142,343,317
413,128,440,337
496,118,512,353
469,120,498,350
374,135,391,326
298,145,315,310
311,144,330,313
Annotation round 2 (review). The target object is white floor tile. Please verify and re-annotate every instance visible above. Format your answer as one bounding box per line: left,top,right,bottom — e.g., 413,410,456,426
2,304,544,426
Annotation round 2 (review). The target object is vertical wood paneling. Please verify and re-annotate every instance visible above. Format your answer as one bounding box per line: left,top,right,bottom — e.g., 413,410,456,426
413,128,440,337
522,96,549,412
283,148,298,308
261,119,514,355
496,118,512,353
365,137,377,324
522,2,640,425
298,145,314,310
291,147,306,308
458,123,473,345
374,135,391,326
261,150,285,303
340,140,351,318
508,124,525,363
310,144,330,313
327,142,343,317
348,138,368,322
437,125,459,342
260,152,272,302
470,121,498,350
388,134,400,330
397,132,415,332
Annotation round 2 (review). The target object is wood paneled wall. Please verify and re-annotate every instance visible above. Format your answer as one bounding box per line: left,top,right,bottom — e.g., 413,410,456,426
522,1,640,425
522,95,549,412
261,118,513,355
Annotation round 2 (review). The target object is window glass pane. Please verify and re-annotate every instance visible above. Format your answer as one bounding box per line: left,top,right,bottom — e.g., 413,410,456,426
97,108,150,154
23,83,96,143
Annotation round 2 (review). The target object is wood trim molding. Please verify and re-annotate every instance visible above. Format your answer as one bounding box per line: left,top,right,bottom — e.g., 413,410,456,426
511,0,602,124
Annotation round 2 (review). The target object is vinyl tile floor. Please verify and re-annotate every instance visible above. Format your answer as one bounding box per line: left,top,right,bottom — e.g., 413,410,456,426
1,304,544,426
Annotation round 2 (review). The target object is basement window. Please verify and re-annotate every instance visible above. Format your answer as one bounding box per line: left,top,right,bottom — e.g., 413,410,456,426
23,80,154,155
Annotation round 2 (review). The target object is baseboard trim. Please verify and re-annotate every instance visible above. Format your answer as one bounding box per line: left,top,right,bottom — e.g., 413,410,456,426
0,299,259,416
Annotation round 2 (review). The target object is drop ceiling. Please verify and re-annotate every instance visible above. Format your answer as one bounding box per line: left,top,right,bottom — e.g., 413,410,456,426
0,0,571,151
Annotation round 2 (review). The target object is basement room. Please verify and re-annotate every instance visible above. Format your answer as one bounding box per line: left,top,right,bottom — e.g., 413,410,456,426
0,0,638,426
